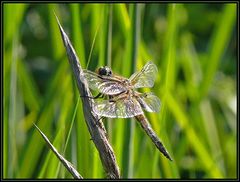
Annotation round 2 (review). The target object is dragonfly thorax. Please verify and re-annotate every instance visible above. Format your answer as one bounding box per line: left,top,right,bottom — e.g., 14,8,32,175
120,79,135,91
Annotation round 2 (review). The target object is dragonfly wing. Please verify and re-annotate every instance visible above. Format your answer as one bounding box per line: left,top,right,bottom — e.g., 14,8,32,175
82,69,102,91
137,92,161,112
93,96,144,118
129,61,158,88
83,69,127,95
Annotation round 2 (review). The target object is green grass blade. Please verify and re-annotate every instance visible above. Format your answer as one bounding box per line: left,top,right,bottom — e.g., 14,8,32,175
70,4,86,68
165,93,223,178
48,4,63,61
113,4,131,39
156,4,179,178
3,4,27,178
200,99,226,175
199,4,236,99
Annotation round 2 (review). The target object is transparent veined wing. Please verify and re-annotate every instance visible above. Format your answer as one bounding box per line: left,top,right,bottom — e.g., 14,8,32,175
129,61,158,88
93,95,144,118
136,92,161,112
83,69,127,95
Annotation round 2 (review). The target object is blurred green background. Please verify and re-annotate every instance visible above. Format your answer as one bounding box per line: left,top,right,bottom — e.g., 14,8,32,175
3,3,237,179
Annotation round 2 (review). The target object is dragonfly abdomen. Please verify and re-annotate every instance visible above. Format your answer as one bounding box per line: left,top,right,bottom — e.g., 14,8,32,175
135,114,173,161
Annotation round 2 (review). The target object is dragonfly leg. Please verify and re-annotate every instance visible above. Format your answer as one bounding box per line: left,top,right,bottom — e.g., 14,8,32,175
95,116,105,129
89,116,107,141
94,93,104,99
95,116,109,139
80,93,104,99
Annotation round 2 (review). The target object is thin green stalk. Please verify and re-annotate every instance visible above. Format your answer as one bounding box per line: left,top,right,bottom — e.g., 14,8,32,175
56,96,80,176
86,17,101,69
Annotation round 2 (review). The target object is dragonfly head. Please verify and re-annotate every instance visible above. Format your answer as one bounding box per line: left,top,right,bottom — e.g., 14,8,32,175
97,66,112,77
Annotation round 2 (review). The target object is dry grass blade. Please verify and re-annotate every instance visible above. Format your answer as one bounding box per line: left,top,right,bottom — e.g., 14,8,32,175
55,15,120,179
33,124,83,179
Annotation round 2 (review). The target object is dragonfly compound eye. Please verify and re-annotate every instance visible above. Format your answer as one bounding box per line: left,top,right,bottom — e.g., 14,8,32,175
107,69,112,76
98,66,112,76
98,67,106,76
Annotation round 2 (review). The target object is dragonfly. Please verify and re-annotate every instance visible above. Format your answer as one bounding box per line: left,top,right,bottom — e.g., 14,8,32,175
83,61,172,161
